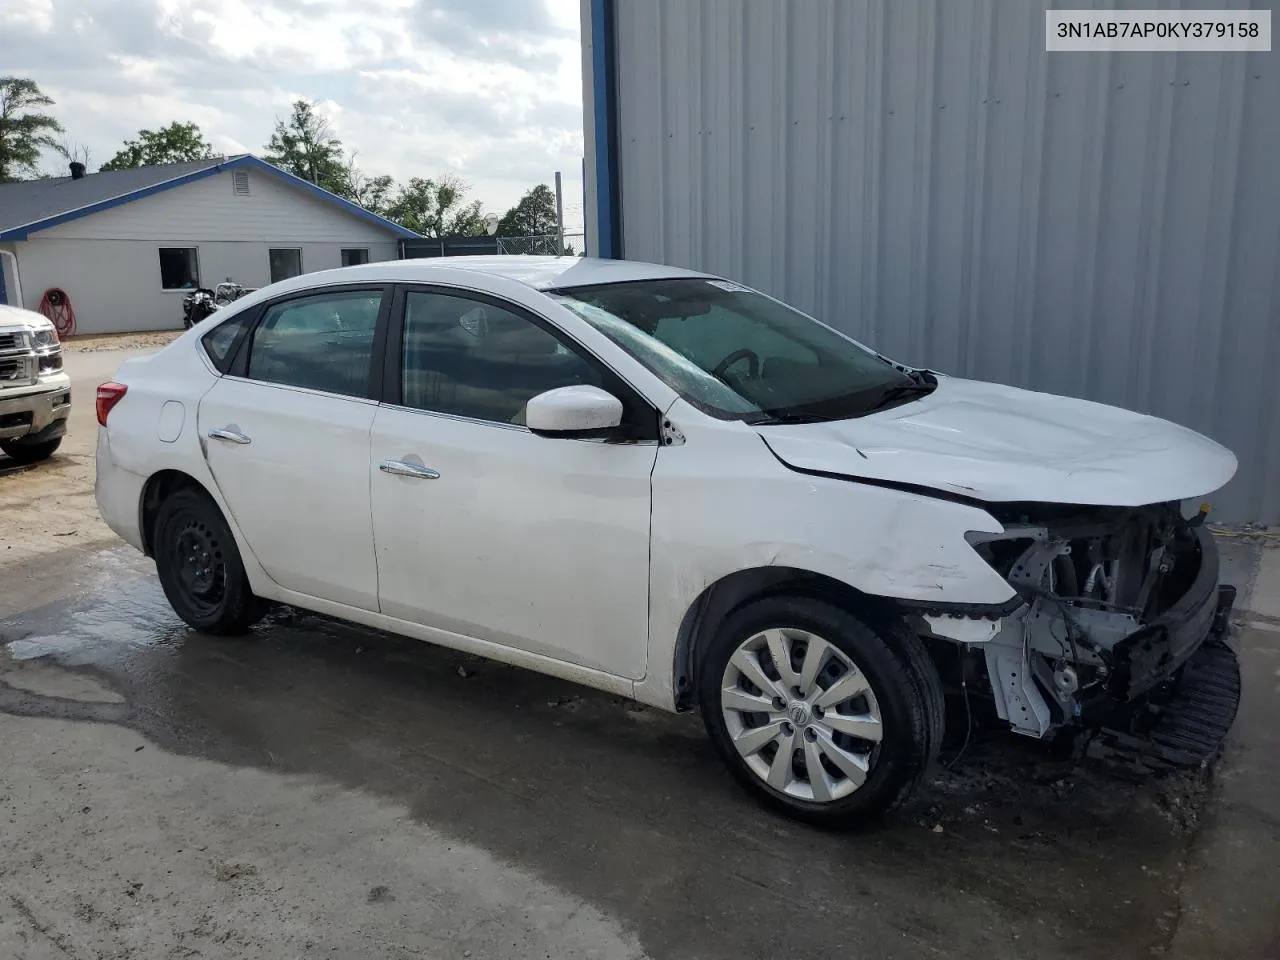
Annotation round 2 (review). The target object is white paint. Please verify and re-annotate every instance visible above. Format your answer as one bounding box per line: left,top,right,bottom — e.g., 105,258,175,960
924,615,1002,645
525,385,623,433
35,169,397,244
370,403,656,679
9,169,402,335
156,400,184,443
95,256,1239,717
0,302,55,332
197,377,380,611
760,374,1238,507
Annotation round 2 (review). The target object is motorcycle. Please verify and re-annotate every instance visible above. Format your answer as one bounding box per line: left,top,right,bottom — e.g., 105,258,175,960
181,281,256,329
181,288,217,329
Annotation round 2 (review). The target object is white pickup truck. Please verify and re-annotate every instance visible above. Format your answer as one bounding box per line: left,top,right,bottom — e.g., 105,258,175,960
0,304,71,464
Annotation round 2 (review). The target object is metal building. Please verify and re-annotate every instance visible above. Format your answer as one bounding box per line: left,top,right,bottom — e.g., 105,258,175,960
580,0,1280,523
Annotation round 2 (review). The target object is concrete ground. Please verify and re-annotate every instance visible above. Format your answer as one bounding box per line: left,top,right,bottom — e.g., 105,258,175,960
0,346,1277,959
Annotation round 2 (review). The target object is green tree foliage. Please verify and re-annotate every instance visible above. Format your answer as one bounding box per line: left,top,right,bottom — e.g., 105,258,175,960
0,76,65,182
495,183,557,237
100,121,215,170
346,163,396,217
386,176,488,237
263,99,351,196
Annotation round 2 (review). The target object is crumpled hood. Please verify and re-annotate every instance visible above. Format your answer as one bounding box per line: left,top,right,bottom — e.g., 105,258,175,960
756,375,1237,506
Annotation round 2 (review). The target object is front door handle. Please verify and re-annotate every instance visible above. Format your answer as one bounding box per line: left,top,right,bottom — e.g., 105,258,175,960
208,428,252,445
379,460,440,480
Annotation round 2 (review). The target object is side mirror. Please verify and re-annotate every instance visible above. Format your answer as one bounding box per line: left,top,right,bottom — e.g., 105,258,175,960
525,385,624,439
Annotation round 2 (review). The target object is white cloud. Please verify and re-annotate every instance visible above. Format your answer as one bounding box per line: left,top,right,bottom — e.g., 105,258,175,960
0,0,54,32
2,0,585,231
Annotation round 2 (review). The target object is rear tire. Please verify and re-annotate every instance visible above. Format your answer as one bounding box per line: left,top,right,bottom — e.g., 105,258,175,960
0,437,62,464
153,487,264,634
698,595,943,828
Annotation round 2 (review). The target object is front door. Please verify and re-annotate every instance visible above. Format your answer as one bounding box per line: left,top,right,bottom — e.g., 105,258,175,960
370,287,658,679
199,287,386,610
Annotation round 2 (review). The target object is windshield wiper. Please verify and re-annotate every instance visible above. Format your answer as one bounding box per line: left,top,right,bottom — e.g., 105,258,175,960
744,411,831,426
864,381,936,413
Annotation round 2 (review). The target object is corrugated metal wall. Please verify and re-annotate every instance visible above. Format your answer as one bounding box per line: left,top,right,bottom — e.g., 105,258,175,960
605,0,1280,522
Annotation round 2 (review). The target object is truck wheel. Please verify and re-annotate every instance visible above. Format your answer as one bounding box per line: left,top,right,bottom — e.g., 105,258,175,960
153,487,264,634
698,595,943,828
0,437,62,464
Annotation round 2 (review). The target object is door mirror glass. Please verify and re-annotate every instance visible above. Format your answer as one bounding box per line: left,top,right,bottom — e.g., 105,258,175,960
525,385,624,438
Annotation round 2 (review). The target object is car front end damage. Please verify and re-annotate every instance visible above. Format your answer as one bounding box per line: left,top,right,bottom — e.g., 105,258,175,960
931,501,1239,774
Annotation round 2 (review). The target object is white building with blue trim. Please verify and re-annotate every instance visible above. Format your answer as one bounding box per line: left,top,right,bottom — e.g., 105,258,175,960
0,155,420,336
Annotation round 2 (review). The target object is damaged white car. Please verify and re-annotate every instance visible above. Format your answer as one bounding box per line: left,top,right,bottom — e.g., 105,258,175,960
94,256,1239,826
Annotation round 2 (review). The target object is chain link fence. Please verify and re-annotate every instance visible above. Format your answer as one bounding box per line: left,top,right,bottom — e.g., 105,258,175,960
496,233,586,257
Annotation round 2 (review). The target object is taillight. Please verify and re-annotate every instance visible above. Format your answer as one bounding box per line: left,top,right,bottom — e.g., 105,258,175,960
96,382,127,426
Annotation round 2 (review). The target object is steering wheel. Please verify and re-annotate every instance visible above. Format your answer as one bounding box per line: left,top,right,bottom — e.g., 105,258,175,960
712,348,761,382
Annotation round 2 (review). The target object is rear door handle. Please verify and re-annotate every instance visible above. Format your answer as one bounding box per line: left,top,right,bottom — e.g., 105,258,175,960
379,460,440,480
208,428,252,445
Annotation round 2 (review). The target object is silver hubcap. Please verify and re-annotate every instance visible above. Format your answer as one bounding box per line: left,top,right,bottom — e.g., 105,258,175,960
721,628,883,803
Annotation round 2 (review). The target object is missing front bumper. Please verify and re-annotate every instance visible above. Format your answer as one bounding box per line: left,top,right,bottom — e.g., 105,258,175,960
1106,529,1227,702
1083,587,1240,777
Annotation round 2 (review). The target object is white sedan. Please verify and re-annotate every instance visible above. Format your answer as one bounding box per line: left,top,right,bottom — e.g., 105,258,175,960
95,256,1239,826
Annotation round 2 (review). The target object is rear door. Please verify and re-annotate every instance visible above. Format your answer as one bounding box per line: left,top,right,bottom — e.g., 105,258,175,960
198,286,389,611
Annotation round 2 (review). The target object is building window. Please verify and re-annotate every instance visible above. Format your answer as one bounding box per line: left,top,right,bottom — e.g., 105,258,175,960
268,248,303,284
341,248,369,267
158,248,200,290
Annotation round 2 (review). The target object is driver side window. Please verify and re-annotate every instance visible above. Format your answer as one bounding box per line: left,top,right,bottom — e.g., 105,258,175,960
400,291,607,426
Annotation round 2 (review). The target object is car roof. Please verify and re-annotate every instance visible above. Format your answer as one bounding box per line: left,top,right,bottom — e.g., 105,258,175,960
313,255,715,291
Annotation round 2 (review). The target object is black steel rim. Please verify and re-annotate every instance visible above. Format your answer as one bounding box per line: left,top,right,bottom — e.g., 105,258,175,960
169,515,227,615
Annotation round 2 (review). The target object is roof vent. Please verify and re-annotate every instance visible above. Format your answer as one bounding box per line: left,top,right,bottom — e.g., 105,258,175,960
232,170,250,196
69,162,86,180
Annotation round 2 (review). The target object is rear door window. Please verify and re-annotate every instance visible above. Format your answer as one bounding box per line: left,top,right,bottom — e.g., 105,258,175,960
246,290,383,398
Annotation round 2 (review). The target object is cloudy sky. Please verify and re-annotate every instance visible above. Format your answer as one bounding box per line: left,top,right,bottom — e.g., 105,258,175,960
0,0,586,231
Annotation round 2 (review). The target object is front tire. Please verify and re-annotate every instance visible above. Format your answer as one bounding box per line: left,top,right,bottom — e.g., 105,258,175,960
153,487,264,634
698,595,943,828
0,436,62,464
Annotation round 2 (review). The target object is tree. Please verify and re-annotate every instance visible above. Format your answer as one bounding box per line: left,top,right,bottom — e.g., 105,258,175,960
386,176,489,237
495,184,558,238
0,76,65,182
263,99,350,196
100,121,214,170
344,156,395,217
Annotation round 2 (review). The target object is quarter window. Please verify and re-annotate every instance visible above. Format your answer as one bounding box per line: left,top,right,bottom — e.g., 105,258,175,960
269,248,303,283
247,290,382,397
400,291,608,426
158,248,199,290
201,311,254,373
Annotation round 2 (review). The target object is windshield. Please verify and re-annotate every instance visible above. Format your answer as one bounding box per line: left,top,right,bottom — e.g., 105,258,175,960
549,278,929,423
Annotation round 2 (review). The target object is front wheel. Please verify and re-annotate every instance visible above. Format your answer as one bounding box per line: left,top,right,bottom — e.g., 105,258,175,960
0,437,62,464
699,596,944,828
153,487,264,634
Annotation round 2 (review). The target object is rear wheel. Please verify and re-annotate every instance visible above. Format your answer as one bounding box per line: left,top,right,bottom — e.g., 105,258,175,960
0,437,62,464
153,487,264,633
699,595,943,828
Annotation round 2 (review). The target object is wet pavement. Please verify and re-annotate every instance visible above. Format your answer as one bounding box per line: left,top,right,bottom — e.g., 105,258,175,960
1,542,1253,960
